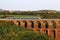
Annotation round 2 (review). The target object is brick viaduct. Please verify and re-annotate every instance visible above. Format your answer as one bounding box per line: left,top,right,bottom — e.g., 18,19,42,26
1,19,60,40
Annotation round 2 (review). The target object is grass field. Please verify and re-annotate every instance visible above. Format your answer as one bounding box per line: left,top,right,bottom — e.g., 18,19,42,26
0,15,40,19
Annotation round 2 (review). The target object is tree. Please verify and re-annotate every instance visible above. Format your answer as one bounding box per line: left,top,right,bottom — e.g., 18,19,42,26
0,21,50,40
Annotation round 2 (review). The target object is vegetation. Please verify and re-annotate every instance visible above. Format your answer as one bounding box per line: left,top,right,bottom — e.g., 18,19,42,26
0,21,50,40
0,10,60,19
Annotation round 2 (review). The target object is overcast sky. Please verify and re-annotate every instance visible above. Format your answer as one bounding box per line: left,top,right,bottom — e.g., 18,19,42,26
0,0,60,11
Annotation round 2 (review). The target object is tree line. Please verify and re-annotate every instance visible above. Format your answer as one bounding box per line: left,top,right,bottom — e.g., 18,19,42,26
0,10,60,19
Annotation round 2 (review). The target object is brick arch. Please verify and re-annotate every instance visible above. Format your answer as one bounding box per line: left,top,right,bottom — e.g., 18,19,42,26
30,20,34,28
51,30,56,39
37,21,41,28
44,20,49,28
40,20,45,29
44,30,48,35
51,21,56,28
17,21,21,26
23,20,27,28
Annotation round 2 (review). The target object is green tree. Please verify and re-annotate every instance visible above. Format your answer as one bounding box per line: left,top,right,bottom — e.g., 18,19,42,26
0,21,50,40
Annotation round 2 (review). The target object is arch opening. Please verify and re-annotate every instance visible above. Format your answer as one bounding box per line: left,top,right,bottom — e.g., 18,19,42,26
45,21,49,28
23,20,27,28
37,21,41,28
30,21,34,28
52,21,56,28
17,21,20,26
52,30,56,39
45,30,48,35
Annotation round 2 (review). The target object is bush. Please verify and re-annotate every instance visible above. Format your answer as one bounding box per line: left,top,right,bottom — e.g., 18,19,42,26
0,21,50,40
16,30,50,40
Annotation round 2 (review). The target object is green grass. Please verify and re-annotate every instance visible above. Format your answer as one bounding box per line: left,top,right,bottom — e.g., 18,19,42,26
0,15,40,19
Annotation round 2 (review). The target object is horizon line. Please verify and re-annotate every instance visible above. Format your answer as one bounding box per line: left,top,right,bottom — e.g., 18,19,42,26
1,9,60,11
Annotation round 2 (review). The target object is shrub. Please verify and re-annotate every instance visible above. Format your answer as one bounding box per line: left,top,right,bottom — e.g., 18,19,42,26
0,21,50,40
